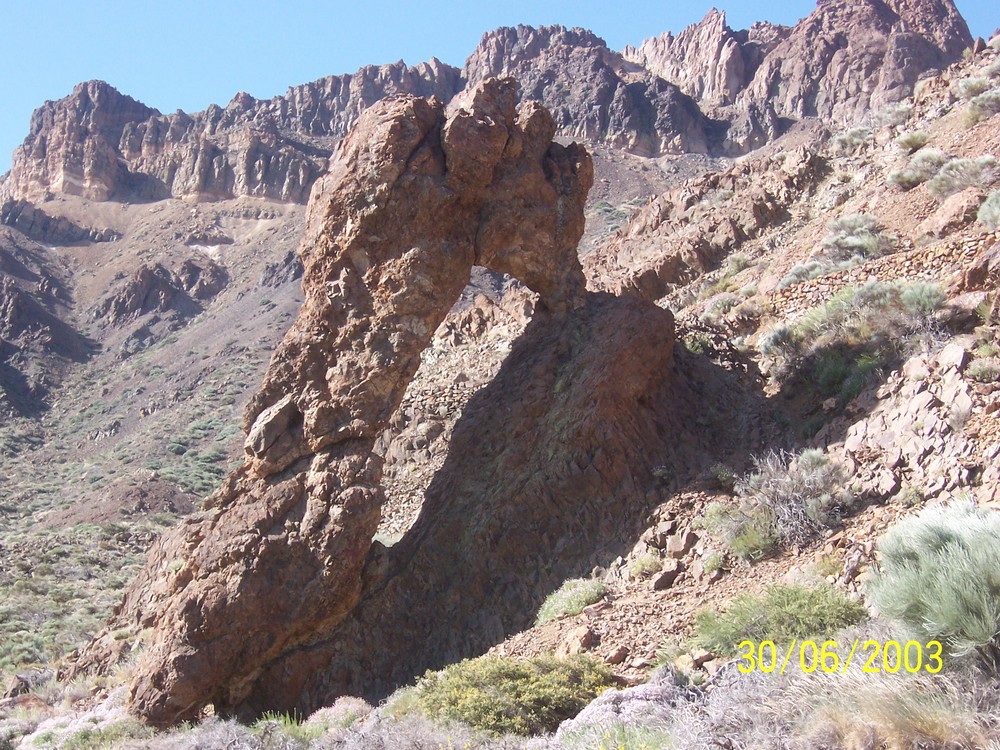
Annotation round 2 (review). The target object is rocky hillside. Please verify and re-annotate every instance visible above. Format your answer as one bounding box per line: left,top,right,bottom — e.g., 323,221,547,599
0,0,999,748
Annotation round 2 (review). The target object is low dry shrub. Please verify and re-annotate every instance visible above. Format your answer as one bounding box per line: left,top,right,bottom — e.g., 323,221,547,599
869,500,1000,673
979,189,1000,231
536,579,608,625
412,654,614,736
692,583,866,657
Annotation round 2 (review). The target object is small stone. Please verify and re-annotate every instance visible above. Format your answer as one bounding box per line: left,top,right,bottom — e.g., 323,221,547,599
673,654,695,672
653,559,683,590
937,343,968,372
557,626,596,657
703,658,725,675
666,530,698,559
691,648,713,668
605,646,629,665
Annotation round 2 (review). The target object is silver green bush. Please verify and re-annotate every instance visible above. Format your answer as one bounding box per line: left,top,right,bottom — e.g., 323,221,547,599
927,155,999,198
888,147,950,190
957,77,990,100
737,449,849,548
895,130,929,154
535,579,607,625
979,189,1000,231
967,89,1000,126
868,500,1000,673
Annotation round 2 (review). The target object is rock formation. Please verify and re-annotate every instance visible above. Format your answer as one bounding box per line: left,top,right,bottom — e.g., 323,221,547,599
623,10,787,109
622,1,971,148
463,25,716,156
1,0,975,208
75,78,649,726
232,290,677,717
584,144,828,299
738,0,972,125
0,228,88,415
5,62,461,204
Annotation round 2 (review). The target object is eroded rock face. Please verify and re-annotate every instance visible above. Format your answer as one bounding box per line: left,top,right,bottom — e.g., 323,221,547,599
738,0,972,124
585,146,828,299
234,291,676,717
6,62,462,203
463,25,715,156
623,10,786,109
74,78,595,726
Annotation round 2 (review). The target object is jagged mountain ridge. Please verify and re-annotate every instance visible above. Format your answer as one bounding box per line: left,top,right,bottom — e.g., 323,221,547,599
0,0,973,207
626,0,972,123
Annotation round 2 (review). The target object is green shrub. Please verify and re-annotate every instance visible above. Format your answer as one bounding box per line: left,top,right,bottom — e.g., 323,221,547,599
895,131,929,154
979,189,1000,231
968,360,1000,383
738,449,849,547
699,449,848,560
888,147,950,190
251,711,325,742
699,292,740,325
699,502,777,562
760,280,947,401
629,554,661,579
821,214,894,262
559,721,675,750
61,719,153,750
927,155,999,198
412,654,614,735
868,500,1000,673
876,102,913,127
957,76,990,100
536,579,608,625
832,127,872,155
966,89,1000,125
692,583,866,656
709,462,738,492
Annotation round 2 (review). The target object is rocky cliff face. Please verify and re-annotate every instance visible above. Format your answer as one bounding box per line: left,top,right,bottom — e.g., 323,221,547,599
738,0,972,124
73,79,624,725
623,0,971,136
623,11,788,108
463,25,717,156
5,62,462,204
0,228,89,416
2,0,974,209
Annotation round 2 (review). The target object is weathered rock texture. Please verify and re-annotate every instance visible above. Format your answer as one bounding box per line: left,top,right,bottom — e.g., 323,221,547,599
74,78,630,726
738,0,972,124
6,62,461,203
623,11,787,108
234,290,676,716
463,25,717,156
622,1,971,147
3,1,974,206
584,145,828,299
0,227,88,415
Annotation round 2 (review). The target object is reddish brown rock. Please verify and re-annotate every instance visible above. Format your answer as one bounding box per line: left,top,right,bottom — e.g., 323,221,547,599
6,62,462,204
462,25,714,156
738,0,972,125
584,147,827,298
73,78,594,726
229,290,677,717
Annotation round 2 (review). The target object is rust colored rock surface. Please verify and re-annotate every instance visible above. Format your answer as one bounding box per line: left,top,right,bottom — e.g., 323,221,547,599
228,291,677,717
74,78,594,726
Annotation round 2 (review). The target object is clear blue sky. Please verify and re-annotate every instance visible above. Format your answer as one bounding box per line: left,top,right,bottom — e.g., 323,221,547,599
0,0,995,175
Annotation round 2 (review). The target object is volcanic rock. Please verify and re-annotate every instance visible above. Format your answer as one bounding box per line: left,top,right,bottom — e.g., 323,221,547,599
6,62,462,204
463,25,715,156
738,0,972,125
623,10,787,108
74,78,597,726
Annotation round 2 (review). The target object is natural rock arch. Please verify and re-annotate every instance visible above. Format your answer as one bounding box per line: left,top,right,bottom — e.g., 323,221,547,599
74,78,678,726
